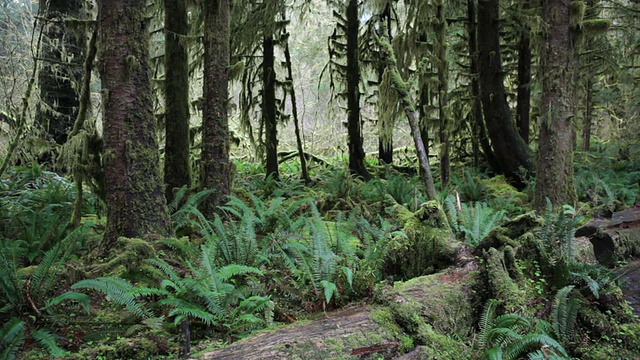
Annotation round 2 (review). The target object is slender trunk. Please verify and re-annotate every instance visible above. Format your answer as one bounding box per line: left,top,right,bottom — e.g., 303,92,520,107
378,3,393,165
477,0,532,188
200,0,231,217
98,0,173,249
346,0,370,179
375,28,437,200
263,34,279,180
164,0,192,203
516,0,531,144
435,0,450,187
283,31,310,183
35,0,86,147
582,79,593,152
534,0,576,209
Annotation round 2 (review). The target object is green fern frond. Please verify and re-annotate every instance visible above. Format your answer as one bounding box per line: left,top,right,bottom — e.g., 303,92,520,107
156,237,199,260
0,249,25,310
159,298,217,325
31,328,67,358
503,333,567,360
44,291,91,314
0,317,25,360
216,264,263,281
551,286,579,343
71,277,152,319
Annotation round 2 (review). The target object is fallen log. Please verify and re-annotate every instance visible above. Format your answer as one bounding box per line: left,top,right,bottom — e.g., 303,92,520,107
191,265,478,360
575,208,640,266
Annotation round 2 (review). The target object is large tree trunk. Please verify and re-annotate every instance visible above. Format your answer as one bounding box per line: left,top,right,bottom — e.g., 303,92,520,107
467,0,498,171
477,0,533,188
35,0,86,147
262,34,279,180
200,0,231,217
516,0,531,144
534,0,576,209
98,0,172,250
346,0,370,180
164,0,192,203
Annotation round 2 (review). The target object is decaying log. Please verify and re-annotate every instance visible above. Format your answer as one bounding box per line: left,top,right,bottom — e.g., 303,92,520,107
575,208,640,266
192,265,477,360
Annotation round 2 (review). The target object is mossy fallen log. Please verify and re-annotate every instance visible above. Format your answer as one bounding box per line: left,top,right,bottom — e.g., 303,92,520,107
192,265,478,360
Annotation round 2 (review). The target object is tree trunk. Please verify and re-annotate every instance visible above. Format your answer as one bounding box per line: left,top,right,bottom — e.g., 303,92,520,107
164,0,192,203
346,0,370,180
263,34,279,180
534,0,576,209
477,0,533,188
582,79,593,152
200,0,231,217
283,30,310,183
435,0,450,188
98,0,172,250
516,0,531,144
35,0,86,147
467,0,498,171
377,3,394,166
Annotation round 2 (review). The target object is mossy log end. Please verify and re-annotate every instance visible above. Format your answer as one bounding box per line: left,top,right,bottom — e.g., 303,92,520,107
193,266,478,360
575,208,640,266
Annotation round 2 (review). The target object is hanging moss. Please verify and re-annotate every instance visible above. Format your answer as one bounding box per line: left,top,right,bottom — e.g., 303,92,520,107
582,19,611,34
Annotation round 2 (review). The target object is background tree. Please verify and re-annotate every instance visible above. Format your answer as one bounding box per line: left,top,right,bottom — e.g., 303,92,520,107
200,0,232,217
534,0,576,208
35,0,87,153
163,0,192,203
98,0,172,249
477,0,533,187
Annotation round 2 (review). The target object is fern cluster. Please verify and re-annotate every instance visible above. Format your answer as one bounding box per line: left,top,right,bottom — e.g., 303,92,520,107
444,195,506,249
479,286,579,360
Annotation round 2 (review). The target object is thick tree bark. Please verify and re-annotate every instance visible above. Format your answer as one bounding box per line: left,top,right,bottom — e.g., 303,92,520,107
477,0,533,188
164,0,192,203
262,34,279,180
200,0,231,217
516,0,532,144
534,0,577,209
35,0,86,146
346,0,370,180
98,0,172,250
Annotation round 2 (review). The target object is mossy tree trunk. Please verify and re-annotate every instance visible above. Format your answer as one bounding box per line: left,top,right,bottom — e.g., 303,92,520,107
516,0,531,144
346,0,370,180
98,0,172,250
477,0,533,188
377,3,393,166
263,33,279,180
35,0,86,147
200,0,231,217
163,0,191,203
534,0,577,209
